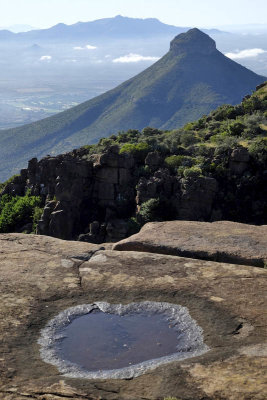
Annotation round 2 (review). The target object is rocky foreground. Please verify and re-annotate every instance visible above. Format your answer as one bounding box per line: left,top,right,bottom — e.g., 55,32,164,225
114,220,267,267
0,222,267,400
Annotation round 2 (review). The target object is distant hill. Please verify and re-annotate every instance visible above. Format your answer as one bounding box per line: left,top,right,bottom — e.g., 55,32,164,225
0,28,265,181
0,30,15,40
0,15,223,42
0,24,36,33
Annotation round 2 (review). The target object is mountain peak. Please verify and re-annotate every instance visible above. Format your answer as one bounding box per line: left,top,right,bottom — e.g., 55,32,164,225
170,28,216,55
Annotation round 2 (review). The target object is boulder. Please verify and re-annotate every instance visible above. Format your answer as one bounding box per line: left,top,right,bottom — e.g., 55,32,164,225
37,200,57,235
0,233,266,400
136,169,177,205
106,218,129,241
230,147,250,174
114,220,267,267
145,151,162,168
78,221,106,244
179,176,217,220
49,209,73,240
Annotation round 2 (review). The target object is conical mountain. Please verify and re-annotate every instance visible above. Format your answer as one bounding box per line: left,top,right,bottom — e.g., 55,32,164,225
0,28,265,181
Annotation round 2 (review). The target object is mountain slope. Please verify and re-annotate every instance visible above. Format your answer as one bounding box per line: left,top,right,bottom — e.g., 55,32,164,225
0,28,265,181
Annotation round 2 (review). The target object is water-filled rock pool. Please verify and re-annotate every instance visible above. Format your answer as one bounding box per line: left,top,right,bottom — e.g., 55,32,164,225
38,301,209,379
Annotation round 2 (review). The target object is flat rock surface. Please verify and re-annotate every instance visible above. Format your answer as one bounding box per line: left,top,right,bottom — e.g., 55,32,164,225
0,233,267,400
113,220,267,267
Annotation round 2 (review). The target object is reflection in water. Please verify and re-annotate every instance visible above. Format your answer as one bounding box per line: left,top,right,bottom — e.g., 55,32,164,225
57,310,179,371
38,301,209,379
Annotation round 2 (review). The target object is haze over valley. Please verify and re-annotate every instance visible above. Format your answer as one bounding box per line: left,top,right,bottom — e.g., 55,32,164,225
1,16,267,129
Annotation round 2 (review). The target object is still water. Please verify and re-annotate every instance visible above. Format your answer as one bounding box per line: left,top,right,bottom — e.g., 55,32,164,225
57,309,180,371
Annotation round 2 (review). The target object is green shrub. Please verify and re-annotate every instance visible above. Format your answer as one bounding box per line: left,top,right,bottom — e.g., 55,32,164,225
139,198,161,223
142,127,162,136
248,138,267,164
228,121,245,136
183,166,203,178
119,142,150,162
180,132,198,147
243,96,262,113
138,198,176,223
165,155,197,170
184,122,196,131
212,104,239,121
164,155,185,169
116,129,140,143
0,193,41,233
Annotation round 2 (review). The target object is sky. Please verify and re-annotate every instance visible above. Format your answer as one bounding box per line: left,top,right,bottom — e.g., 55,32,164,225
0,0,267,29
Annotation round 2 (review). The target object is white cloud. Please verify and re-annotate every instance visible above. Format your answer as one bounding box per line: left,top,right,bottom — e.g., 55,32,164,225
73,44,97,50
113,53,160,63
40,55,52,61
225,48,267,59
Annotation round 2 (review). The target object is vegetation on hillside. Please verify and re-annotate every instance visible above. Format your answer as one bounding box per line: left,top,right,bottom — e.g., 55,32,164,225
82,82,267,224
0,191,41,233
0,82,266,233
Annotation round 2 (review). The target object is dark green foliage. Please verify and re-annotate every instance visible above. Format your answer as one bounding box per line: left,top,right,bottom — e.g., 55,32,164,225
228,121,245,136
183,166,203,178
165,155,196,170
138,198,176,223
119,142,151,162
180,132,198,147
212,104,241,121
0,193,41,233
142,127,163,136
138,198,161,223
248,138,267,164
164,155,184,169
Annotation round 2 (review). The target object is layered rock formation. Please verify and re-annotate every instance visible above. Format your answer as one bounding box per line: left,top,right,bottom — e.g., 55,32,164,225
0,232,266,399
2,146,218,241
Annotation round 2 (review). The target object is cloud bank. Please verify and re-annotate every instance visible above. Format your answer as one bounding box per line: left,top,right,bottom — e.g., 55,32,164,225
113,53,159,63
40,55,52,61
73,45,97,50
225,48,267,59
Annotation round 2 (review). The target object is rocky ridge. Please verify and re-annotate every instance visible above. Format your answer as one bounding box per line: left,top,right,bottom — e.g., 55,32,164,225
2,146,219,242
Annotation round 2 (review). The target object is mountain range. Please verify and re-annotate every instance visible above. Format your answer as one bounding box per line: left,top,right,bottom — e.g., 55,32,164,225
0,28,265,181
0,15,223,42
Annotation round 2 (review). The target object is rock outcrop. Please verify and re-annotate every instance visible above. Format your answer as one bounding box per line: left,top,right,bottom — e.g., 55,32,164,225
114,220,267,267
0,233,266,399
2,147,219,241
